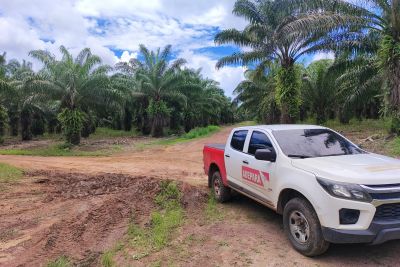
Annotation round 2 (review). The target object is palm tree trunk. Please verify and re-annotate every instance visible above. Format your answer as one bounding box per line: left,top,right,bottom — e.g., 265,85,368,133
151,114,164,137
21,107,32,141
389,60,400,111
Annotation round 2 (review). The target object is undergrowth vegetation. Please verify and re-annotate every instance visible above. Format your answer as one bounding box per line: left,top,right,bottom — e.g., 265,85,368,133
0,163,22,183
101,180,184,266
0,144,120,157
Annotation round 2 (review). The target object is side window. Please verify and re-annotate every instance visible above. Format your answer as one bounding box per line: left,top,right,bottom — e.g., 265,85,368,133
248,131,274,155
230,130,248,152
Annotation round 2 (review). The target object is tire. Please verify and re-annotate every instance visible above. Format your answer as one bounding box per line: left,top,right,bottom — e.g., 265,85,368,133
283,197,329,257
211,171,231,203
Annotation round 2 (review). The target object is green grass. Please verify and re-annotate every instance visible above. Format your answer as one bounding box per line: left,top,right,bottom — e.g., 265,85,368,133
151,125,221,146
389,137,400,156
323,118,389,133
89,127,138,139
46,256,71,267
235,120,257,127
128,181,184,259
101,251,115,267
0,144,121,157
205,192,224,222
0,163,23,183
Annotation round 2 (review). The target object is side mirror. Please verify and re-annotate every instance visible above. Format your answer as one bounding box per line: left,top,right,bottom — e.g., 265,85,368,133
255,148,276,162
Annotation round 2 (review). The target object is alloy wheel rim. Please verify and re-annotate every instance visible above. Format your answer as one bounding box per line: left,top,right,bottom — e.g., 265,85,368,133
289,210,310,244
214,178,221,197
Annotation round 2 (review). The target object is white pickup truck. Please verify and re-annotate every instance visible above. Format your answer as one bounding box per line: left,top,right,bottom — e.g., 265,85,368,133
203,125,400,256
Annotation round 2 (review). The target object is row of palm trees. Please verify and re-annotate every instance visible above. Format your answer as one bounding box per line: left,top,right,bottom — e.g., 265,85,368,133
0,45,235,145
217,0,400,131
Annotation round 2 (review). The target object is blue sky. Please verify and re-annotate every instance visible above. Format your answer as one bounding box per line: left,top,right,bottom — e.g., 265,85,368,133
0,0,333,97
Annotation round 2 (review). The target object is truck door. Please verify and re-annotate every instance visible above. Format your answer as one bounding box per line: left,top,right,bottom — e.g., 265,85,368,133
241,130,277,205
224,129,249,187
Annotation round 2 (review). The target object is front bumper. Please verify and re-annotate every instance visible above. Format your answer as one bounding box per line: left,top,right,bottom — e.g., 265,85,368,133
322,220,400,245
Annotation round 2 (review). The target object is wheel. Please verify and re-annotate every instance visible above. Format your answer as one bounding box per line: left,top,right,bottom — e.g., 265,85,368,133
283,197,329,257
211,171,231,203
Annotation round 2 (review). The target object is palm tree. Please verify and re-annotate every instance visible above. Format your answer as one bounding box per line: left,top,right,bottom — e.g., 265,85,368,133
129,45,189,137
280,0,400,130
26,46,118,144
301,59,336,124
215,0,334,123
234,66,280,123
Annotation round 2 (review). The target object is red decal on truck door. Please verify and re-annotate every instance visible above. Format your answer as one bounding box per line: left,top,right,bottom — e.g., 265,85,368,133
242,166,269,186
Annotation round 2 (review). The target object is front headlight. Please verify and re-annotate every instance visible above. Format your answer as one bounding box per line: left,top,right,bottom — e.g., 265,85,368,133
317,177,372,202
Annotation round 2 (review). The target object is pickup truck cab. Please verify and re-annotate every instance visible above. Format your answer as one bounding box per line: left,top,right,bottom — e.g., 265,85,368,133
203,125,400,256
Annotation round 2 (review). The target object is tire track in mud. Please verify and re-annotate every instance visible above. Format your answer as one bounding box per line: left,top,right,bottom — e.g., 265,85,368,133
0,171,207,267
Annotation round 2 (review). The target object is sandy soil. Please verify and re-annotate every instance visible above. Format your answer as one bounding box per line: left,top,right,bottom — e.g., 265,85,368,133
1,126,400,266
0,127,231,186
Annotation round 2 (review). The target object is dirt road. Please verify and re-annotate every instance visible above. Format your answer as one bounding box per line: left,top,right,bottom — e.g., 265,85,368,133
1,126,400,266
0,127,232,186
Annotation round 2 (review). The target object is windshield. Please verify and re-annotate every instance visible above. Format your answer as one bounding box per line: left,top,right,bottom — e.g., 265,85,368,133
272,128,365,158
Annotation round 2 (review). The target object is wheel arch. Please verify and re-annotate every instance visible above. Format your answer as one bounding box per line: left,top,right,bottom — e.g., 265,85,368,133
277,188,310,215
208,163,220,188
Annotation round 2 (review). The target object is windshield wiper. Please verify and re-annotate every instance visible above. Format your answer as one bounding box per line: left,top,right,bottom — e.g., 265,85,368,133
287,154,311,159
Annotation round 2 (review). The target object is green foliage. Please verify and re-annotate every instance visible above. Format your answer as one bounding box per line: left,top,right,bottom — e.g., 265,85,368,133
89,127,137,139
127,181,184,257
181,125,220,139
101,251,115,267
0,143,118,157
0,105,7,143
301,60,336,124
57,109,85,145
46,256,71,267
378,35,400,70
147,99,171,117
275,66,301,123
205,191,224,222
0,163,22,183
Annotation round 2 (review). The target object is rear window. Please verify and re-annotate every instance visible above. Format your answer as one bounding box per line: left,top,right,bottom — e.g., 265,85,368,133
230,130,248,151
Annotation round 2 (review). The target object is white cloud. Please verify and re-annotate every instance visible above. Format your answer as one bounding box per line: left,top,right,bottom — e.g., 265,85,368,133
0,0,247,94
179,50,245,97
312,52,335,62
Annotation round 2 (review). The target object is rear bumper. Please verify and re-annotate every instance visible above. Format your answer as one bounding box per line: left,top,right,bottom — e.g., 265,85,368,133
322,220,400,245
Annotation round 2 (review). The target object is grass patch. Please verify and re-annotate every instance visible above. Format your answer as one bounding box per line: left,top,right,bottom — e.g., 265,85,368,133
152,125,221,146
205,192,224,222
0,163,23,183
323,118,388,133
389,137,400,156
128,181,184,259
89,127,138,139
46,256,71,267
101,251,115,267
0,143,120,157
235,121,257,127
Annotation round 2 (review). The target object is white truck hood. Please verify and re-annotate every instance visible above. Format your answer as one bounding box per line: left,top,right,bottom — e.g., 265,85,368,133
291,153,400,185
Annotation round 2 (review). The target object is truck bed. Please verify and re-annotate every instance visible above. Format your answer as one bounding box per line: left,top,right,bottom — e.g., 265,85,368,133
205,143,225,150
203,143,227,186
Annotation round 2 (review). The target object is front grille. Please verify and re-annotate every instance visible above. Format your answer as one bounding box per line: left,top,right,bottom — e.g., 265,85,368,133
374,203,400,221
370,192,400,200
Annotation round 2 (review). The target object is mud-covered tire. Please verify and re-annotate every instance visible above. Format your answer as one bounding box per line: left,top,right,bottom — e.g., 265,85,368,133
283,197,329,257
211,171,231,203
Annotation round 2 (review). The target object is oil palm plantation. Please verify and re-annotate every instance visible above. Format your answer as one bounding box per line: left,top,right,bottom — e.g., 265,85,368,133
130,45,190,137
281,0,400,130
215,0,334,123
26,46,119,144
234,66,280,123
301,59,336,124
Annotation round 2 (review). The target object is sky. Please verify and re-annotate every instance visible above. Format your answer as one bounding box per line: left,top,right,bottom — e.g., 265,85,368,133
0,0,333,97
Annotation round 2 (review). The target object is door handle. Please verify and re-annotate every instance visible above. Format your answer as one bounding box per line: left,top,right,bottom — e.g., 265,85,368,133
242,160,249,164
225,154,230,158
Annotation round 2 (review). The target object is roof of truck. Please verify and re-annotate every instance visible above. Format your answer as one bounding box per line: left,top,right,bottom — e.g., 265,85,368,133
235,124,327,131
